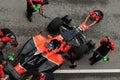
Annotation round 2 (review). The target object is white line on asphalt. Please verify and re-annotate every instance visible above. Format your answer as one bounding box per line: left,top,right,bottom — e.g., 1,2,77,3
54,69,120,73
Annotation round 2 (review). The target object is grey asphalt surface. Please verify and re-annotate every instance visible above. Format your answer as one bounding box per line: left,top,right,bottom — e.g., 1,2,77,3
0,0,120,80
54,73,120,80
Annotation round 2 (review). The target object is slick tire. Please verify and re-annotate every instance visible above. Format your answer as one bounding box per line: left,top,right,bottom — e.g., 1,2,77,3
86,40,95,50
47,17,63,34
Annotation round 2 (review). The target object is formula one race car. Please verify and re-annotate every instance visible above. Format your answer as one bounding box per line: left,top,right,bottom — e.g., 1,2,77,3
47,15,95,57
3,30,94,80
3,16,95,80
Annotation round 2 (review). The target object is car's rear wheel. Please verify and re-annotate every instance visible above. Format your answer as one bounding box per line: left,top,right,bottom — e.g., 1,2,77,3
68,45,85,60
86,40,95,51
69,40,95,59
47,17,63,34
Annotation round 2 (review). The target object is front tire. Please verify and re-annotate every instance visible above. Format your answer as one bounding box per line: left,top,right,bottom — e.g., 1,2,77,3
47,17,63,34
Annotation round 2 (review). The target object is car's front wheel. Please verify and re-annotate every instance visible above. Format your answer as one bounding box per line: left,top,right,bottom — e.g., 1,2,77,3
47,17,63,34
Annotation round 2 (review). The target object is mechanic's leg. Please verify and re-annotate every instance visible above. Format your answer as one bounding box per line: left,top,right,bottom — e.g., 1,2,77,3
69,58,77,68
69,53,77,68
90,56,102,65
66,49,76,68
26,2,33,22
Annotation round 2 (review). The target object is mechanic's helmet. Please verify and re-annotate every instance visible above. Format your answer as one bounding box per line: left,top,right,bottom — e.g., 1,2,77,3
90,10,104,18
42,0,49,5
7,33,15,39
49,39,61,49
94,10,103,18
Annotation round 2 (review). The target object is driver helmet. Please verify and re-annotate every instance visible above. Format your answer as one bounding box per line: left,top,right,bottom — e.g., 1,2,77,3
48,39,61,49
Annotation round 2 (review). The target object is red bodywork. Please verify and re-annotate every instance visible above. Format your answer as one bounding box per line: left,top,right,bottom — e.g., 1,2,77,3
13,33,71,78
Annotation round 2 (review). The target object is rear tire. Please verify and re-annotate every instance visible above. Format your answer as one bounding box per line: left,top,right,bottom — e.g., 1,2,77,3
68,46,84,60
86,40,95,50
47,17,63,34
69,40,95,59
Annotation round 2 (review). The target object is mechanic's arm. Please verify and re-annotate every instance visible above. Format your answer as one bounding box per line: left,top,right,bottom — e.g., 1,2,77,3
0,72,7,80
108,50,113,55
83,14,90,24
95,43,101,50
87,21,97,28
30,0,34,8
11,46,16,55
11,41,18,55
0,37,13,52
39,5,44,16
0,78,5,80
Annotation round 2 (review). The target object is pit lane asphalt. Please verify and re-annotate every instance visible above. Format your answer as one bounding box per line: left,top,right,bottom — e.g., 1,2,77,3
54,73,120,80
0,0,120,80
